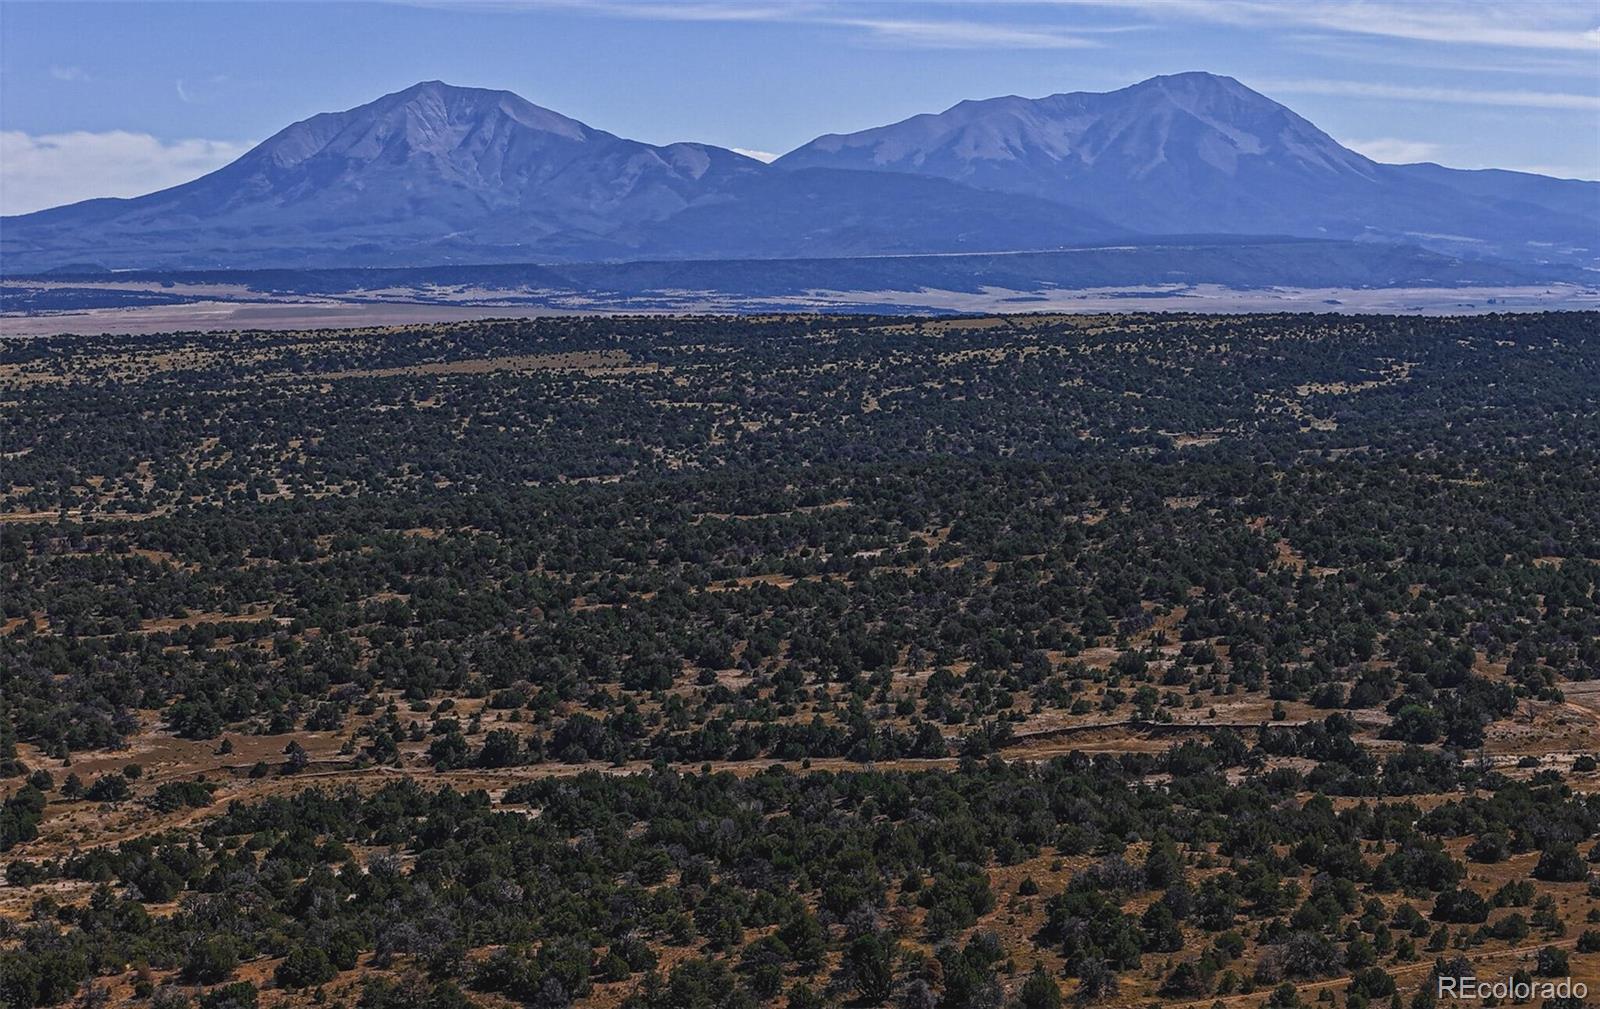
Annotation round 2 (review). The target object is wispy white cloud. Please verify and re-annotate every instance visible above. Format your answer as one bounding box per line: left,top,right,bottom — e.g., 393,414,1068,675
1051,0,1600,52
420,0,805,20
1259,77,1600,111
1344,137,1443,164
407,0,1598,54
49,65,89,82
732,147,779,163
408,0,1107,48
175,75,233,105
1275,32,1599,77
0,131,253,215
832,16,1098,49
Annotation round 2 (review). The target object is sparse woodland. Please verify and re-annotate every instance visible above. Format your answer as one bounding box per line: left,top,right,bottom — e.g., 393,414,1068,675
1,312,1598,1009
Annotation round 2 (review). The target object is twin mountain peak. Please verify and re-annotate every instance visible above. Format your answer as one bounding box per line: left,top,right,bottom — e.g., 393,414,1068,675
5,72,1595,272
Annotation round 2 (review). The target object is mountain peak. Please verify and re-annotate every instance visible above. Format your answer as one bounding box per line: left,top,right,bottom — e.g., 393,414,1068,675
398,78,461,94
777,72,1376,226
3,80,767,268
1135,70,1246,89
339,79,594,145
384,79,529,104
1114,72,1292,116
4,74,1592,273
380,79,555,117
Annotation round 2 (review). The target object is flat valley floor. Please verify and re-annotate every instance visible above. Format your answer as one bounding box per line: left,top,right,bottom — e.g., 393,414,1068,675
3,280,1597,336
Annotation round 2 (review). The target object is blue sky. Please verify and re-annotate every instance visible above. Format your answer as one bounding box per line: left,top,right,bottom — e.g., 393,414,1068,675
2,0,1597,214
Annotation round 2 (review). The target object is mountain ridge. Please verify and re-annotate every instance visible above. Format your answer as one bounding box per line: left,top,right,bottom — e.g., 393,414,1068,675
4,73,1596,275
4,80,768,264
777,72,1598,266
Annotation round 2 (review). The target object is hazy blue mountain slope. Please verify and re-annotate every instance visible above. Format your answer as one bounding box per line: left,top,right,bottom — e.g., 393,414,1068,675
2,82,765,269
3,74,1595,274
622,168,1125,259
779,72,1598,266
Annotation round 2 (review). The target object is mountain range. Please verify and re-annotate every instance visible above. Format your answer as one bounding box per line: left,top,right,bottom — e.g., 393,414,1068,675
4,73,1596,275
